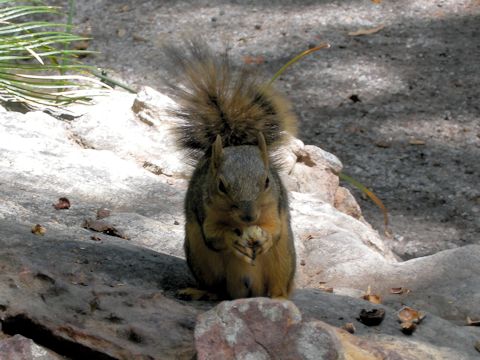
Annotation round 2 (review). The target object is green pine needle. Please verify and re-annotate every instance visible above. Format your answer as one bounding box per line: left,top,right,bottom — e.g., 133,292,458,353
0,1,110,110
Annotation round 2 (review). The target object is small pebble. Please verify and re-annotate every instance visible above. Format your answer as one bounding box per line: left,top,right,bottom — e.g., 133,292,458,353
117,28,126,37
342,322,356,334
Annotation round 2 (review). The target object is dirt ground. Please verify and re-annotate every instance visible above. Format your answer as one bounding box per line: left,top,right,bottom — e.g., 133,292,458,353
68,0,479,259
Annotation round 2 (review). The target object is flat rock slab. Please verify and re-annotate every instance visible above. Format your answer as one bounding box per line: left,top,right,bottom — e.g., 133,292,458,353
0,221,197,359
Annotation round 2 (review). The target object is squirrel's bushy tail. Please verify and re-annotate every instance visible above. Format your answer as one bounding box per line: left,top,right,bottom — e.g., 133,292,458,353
165,40,297,155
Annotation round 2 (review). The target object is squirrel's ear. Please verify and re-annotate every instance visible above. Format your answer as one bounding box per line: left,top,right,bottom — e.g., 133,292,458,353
211,135,224,172
257,132,269,168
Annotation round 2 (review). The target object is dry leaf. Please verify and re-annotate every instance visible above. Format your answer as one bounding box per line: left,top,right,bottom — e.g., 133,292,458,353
362,294,382,304
53,197,71,210
409,138,426,145
117,28,127,37
31,224,46,235
400,321,416,335
348,24,384,36
319,282,334,293
349,94,361,103
243,55,265,65
133,34,147,42
371,0,382,3
358,308,385,326
83,219,128,239
342,323,356,334
398,306,425,324
303,234,314,241
390,287,411,295
467,317,480,326
362,285,382,304
374,140,391,148
398,306,425,335
73,40,89,51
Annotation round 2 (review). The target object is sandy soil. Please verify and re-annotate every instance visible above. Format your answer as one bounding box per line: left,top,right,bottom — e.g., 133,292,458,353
67,0,479,259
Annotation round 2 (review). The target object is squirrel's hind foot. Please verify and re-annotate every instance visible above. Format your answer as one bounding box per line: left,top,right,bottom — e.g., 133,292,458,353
176,287,219,301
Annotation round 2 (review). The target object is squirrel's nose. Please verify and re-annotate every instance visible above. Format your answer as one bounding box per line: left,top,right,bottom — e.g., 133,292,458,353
240,214,255,223
238,201,257,224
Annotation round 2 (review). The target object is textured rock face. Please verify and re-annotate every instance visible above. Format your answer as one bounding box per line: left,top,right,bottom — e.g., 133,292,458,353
1,88,479,358
0,222,197,359
195,298,473,360
0,335,63,360
293,290,480,359
195,299,339,360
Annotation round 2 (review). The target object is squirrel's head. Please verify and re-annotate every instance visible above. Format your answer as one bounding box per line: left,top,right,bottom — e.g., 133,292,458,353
208,133,274,226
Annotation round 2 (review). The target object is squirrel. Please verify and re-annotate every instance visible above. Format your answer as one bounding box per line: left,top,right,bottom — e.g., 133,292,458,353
165,41,297,300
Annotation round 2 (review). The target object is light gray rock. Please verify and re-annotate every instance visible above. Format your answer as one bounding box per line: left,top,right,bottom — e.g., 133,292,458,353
333,186,364,221
0,335,63,360
69,87,192,178
277,136,343,205
0,103,186,255
103,212,185,257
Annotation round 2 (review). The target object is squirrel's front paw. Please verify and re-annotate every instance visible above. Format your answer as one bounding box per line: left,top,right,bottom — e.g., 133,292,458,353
243,225,273,257
228,226,272,264
226,229,255,264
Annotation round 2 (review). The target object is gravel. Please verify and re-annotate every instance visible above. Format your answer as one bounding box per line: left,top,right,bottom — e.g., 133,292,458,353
67,0,479,259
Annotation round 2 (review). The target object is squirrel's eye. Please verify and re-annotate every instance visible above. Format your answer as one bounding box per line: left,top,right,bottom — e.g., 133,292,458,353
218,179,227,194
264,176,270,190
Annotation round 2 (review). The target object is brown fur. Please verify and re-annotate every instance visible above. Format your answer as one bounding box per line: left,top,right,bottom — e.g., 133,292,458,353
169,41,296,300
166,39,297,155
